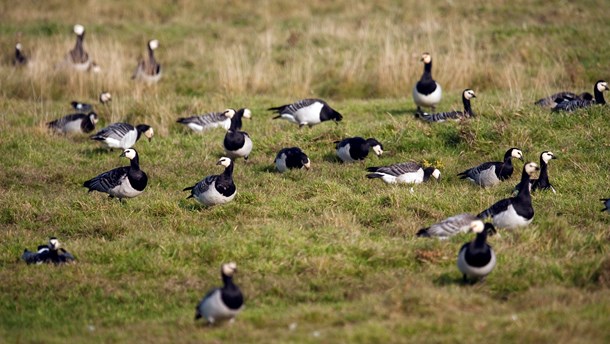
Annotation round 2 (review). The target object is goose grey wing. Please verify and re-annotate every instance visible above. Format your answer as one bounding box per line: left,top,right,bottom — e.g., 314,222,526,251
193,175,218,195
178,112,225,126
283,98,321,114
83,166,129,193
426,213,478,237
374,162,422,176
93,123,134,140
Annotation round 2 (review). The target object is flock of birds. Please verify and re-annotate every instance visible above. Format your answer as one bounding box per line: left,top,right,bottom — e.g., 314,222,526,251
13,24,610,325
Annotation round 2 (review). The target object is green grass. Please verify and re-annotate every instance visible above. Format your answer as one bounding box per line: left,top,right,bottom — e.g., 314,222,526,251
2,0,610,343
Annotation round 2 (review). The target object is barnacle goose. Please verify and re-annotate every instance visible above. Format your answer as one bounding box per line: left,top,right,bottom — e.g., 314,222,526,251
366,161,440,184
22,237,75,265
66,24,91,71
552,80,608,112
223,109,253,160
417,89,476,122
275,147,311,172
535,91,593,108
417,213,495,238
71,101,92,112
457,220,496,283
83,148,148,201
47,112,98,134
99,91,112,105
601,198,610,212
477,162,539,229
133,39,162,83
412,52,442,113
91,123,154,150
183,157,236,206
177,108,251,133
458,148,523,187
335,137,383,163
14,42,28,66
195,262,244,325
515,151,556,193
268,98,343,128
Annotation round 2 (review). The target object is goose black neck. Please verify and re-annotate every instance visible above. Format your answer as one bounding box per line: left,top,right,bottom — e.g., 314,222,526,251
538,158,549,181
503,152,514,168
148,47,156,61
222,161,234,177
594,85,606,104
222,273,235,287
422,61,433,80
463,96,473,114
473,230,488,248
423,167,435,181
229,113,243,131
130,155,141,170
75,33,85,47
516,167,532,199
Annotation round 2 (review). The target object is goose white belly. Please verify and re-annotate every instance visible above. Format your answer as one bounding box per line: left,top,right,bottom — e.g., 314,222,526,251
187,119,229,132
457,248,496,278
136,70,162,84
116,130,138,149
492,204,533,229
108,176,144,199
224,135,252,158
412,83,442,107
71,59,91,72
336,144,355,163
63,119,84,134
198,289,242,323
292,102,324,125
396,169,425,184
195,181,236,206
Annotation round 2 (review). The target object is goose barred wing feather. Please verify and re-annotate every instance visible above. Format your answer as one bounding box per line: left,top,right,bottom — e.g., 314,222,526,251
418,110,467,122
458,162,496,178
188,175,218,196
552,98,594,112
83,166,129,193
59,248,76,263
269,98,320,115
177,112,226,126
417,213,478,238
367,162,421,176
21,249,41,264
47,113,86,129
535,92,578,107
92,123,134,140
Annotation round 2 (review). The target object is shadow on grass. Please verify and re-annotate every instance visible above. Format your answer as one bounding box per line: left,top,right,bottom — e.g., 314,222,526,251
385,108,418,117
322,152,341,163
433,272,471,286
177,198,208,211
80,147,115,157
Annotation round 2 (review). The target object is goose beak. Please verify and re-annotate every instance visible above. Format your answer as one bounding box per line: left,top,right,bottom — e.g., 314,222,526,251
304,162,311,170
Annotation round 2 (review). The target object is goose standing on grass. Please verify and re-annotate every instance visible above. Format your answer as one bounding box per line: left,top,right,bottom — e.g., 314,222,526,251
417,89,476,122
47,112,98,135
417,213,489,238
268,98,343,128
515,151,557,193
66,24,91,71
552,80,608,112
133,39,162,83
14,42,28,66
457,220,496,283
91,123,154,150
22,237,75,265
83,148,148,201
223,109,253,161
275,147,311,172
335,137,383,163
412,52,442,113
535,91,593,108
478,162,539,229
601,198,610,212
183,157,236,206
366,161,440,184
195,262,244,325
458,148,523,187
178,108,251,133
99,91,112,105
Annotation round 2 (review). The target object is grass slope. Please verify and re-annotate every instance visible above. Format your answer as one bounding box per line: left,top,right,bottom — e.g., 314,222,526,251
1,1,610,343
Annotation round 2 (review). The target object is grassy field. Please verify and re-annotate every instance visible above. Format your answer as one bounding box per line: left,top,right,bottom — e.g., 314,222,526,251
1,0,610,343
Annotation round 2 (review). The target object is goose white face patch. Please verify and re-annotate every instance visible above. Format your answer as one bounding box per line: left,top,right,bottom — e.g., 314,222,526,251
90,114,99,124
16,43,23,50
372,145,383,156
144,128,154,139
123,149,137,160
512,149,523,160
217,157,232,167
464,89,476,100
541,152,554,163
74,24,85,35
597,81,608,92
421,52,431,63
470,220,485,233
149,39,159,50
525,162,540,175
242,109,252,119
49,238,60,249
224,109,236,119
432,169,441,180
222,262,237,276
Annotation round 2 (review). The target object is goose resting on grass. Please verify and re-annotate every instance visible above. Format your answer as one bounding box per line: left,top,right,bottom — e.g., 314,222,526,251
47,112,98,134
552,80,608,112
417,89,475,122
417,213,496,238
269,98,343,128
22,237,75,265
366,161,440,184
458,148,523,187
195,262,244,325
